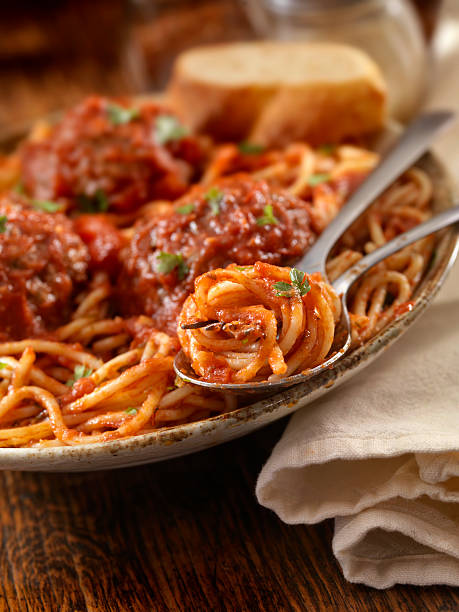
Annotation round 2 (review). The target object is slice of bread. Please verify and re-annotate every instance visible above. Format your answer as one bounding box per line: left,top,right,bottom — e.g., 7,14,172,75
167,41,387,146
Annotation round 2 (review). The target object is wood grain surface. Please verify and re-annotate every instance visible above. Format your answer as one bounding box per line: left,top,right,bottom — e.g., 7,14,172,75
0,420,458,611
0,1,457,610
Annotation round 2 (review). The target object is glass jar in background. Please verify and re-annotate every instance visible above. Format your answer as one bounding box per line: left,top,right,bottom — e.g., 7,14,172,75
243,0,428,121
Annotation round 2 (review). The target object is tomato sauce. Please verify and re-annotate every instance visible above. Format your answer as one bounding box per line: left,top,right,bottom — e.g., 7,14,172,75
117,174,316,335
73,214,126,276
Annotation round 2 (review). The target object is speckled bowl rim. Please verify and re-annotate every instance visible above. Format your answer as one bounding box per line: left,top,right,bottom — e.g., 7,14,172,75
0,122,457,470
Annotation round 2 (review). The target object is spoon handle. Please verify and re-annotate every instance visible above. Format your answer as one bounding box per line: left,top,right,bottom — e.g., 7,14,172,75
297,111,455,277
332,205,459,296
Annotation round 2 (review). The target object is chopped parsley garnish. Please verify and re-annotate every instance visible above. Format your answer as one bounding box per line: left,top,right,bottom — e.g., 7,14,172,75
13,181,25,194
66,364,93,386
0,362,7,369
234,265,253,272
256,204,278,227
176,203,195,215
155,115,188,145
205,186,224,215
125,407,138,415
241,338,249,345
156,252,189,280
318,144,335,155
273,268,311,298
307,173,331,187
238,141,265,155
77,189,109,213
32,200,64,213
0,216,7,234
106,103,140,125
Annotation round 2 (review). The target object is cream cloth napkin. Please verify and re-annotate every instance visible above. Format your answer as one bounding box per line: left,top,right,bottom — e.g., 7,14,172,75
256,2,459,589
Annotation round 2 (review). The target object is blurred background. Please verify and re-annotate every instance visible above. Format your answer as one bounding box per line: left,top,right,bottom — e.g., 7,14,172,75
0,0,455,132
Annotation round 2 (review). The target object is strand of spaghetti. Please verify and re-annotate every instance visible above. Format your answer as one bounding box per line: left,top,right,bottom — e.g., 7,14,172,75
0,407,132,445
0,341,102,370
88,349,142,386
0,355,68,395
10,347,35,390
77,318,125,344
66,356,173,414
0,386,66,436
92,334,130,354
65,382,167,445
155,405,200,424
158,384,195,408
56,317,94,341
73,284,111,319
287,146,315,196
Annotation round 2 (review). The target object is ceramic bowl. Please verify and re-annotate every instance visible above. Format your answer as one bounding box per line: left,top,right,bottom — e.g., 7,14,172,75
0,124,457,471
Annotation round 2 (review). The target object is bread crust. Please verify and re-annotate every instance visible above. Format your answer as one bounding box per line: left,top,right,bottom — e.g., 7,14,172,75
167,42,387,146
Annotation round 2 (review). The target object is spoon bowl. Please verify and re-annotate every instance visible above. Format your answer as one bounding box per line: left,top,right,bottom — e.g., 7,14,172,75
174,295,352,394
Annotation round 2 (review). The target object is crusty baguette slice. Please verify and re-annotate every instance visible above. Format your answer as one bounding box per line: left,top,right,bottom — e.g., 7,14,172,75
167,41,387,146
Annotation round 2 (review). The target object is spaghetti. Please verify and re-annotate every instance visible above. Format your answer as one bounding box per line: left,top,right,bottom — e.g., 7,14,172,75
178,263,340,383
0,95,436,446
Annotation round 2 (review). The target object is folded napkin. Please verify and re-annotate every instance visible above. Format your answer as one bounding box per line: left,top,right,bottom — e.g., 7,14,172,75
256,254,459,589
256,4,459,585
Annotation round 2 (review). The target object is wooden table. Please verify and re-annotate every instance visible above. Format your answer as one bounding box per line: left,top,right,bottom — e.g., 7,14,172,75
1,419,458,611
0,2,458,610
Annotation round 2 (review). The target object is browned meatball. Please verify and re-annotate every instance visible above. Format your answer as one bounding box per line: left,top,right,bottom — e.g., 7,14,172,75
19,96,205,214
117,174,315,335
0,195,88,339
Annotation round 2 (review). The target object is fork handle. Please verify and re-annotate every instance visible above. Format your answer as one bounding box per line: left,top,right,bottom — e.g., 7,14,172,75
297,111,455,277
332,205,459,296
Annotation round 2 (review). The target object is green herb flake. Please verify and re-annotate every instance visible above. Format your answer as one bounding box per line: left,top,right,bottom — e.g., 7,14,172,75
256,204,278,227
166,386,175,391
241,338,249,345
125,407,138,415
155,115,188,145
176,203,195,215
205,186,224,216
318,144,335,155
32,200,64,213
307,173,331,187
156,252,189,280
273,281,295,298
273,268,311,298
77,189,109,213
0,362,7,369
0,216,7,234
238,141,265,155
289,268,311,296
66,364,93,387
107,103,140,126
13,181,25,195
234,265,253,272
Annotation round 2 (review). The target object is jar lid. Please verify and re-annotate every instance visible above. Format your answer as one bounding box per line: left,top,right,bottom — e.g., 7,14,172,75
262,0,370,15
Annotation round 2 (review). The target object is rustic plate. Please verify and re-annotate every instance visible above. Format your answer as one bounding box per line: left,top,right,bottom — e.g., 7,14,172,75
0,123,457,471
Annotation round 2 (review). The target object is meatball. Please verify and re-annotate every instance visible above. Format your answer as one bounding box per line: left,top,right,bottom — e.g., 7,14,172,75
118,174,315,335
20,96,205,214
0,195,88,339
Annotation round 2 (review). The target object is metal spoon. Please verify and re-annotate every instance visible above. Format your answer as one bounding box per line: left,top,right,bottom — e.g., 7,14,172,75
174,111,455,391
175,206,459,392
